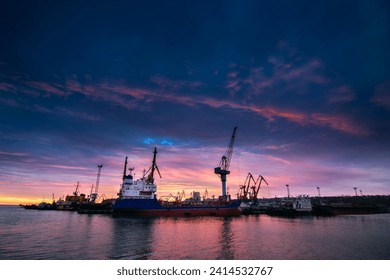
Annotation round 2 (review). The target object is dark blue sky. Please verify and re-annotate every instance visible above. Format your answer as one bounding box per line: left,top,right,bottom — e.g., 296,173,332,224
1,0,389,203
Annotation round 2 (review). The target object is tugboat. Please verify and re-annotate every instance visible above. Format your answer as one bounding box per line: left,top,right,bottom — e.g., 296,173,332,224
55,182,88,211
266,195,313,217
112,147,242,217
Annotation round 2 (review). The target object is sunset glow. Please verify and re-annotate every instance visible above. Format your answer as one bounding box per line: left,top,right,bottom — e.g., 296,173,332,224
1,0,390,205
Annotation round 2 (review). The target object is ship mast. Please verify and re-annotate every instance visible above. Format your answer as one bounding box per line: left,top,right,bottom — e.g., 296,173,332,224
123,156,128,179
146,147,161,184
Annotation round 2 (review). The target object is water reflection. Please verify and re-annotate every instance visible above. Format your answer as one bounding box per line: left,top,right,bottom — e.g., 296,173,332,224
218,217,235,259
109,217,156,259
1,206,389,260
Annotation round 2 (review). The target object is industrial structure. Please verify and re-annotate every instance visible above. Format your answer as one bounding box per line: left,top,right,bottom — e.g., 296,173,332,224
214,127,237,200
90,164,103,203
237,172,268,201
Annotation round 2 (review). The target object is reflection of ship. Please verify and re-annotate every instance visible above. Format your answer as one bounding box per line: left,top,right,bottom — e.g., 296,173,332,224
112,147,242,217
109,217,156,259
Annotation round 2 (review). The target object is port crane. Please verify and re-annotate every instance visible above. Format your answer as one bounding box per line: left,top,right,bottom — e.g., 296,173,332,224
237,172,255,200
214,127,237,199
249,175,269,200
73,181,80,196
90,164,103,203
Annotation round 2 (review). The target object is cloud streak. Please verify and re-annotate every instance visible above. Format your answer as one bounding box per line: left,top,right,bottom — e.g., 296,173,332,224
1,71,369,136
371,81,390,110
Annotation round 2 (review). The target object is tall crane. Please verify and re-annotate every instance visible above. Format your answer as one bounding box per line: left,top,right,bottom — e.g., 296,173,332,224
250,175,269,200
73,181,80,196
90,164,103,203
237,172,255,200
214,127,237,198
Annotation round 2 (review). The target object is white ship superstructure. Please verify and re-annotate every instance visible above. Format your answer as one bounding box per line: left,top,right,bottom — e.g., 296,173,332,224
118,148,160,200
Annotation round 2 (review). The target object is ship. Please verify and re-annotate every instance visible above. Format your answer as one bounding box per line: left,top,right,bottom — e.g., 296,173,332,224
265,195,313,217
55,182,88,211
112,147,242,217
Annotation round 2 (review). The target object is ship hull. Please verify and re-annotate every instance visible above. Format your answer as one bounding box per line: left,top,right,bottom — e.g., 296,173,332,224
112,198,242,217
266,207,312,217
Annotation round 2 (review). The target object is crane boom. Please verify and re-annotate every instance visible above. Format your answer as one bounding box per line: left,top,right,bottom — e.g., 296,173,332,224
238,172,255,200
91,164,103,203
218,127,237,170
251,175,268,200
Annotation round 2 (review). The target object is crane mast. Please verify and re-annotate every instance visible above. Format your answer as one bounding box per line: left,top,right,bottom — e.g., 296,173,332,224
214,127,237,198
91,164,103,203
238,172,255,200
250,175,269,200
145,147,162,184
73,181,80,196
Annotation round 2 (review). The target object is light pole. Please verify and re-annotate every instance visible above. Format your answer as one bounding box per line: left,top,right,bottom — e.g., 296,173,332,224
353,187,358,196
317,187,321,197
286,184,290,199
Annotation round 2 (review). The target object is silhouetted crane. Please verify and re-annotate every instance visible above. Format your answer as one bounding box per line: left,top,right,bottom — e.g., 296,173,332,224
237,172,255,200
90,164,103,203
250,175,269,200
73,181,80,196
214,127,237,198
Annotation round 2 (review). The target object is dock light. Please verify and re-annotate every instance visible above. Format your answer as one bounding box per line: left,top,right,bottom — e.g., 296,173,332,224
317,187,321,197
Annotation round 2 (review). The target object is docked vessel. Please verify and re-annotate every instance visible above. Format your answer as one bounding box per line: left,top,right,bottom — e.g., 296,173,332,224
56,182,88,211
266,195,313,216
112,147,242,217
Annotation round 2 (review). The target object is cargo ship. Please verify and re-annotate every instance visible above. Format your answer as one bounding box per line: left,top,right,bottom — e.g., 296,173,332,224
112,147,242,217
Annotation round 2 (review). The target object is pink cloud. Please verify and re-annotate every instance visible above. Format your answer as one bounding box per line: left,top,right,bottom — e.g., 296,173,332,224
0,151,28,157
310,113,369,136
196,98,369,136
150,75,203,90
328,85,356,104
371,81,390,109
1,71,369,136
25,81,69,97
0,97,19,107
0,81,41,97
225,57,329,98
57,108,101,121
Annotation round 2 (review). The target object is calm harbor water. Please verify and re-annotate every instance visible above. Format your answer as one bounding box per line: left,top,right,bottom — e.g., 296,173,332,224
0,205,389,260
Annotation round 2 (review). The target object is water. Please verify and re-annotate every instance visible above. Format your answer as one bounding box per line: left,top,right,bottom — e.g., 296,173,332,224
1,205,389,260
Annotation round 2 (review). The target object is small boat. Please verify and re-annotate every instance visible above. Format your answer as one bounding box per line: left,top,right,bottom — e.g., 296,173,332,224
240,201,270,215
23,201,57,210
266,195,312,217
112,148,242,217
56,182,88,211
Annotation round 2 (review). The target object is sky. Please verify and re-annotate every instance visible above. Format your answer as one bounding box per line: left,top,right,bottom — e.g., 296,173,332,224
1,0,390,204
